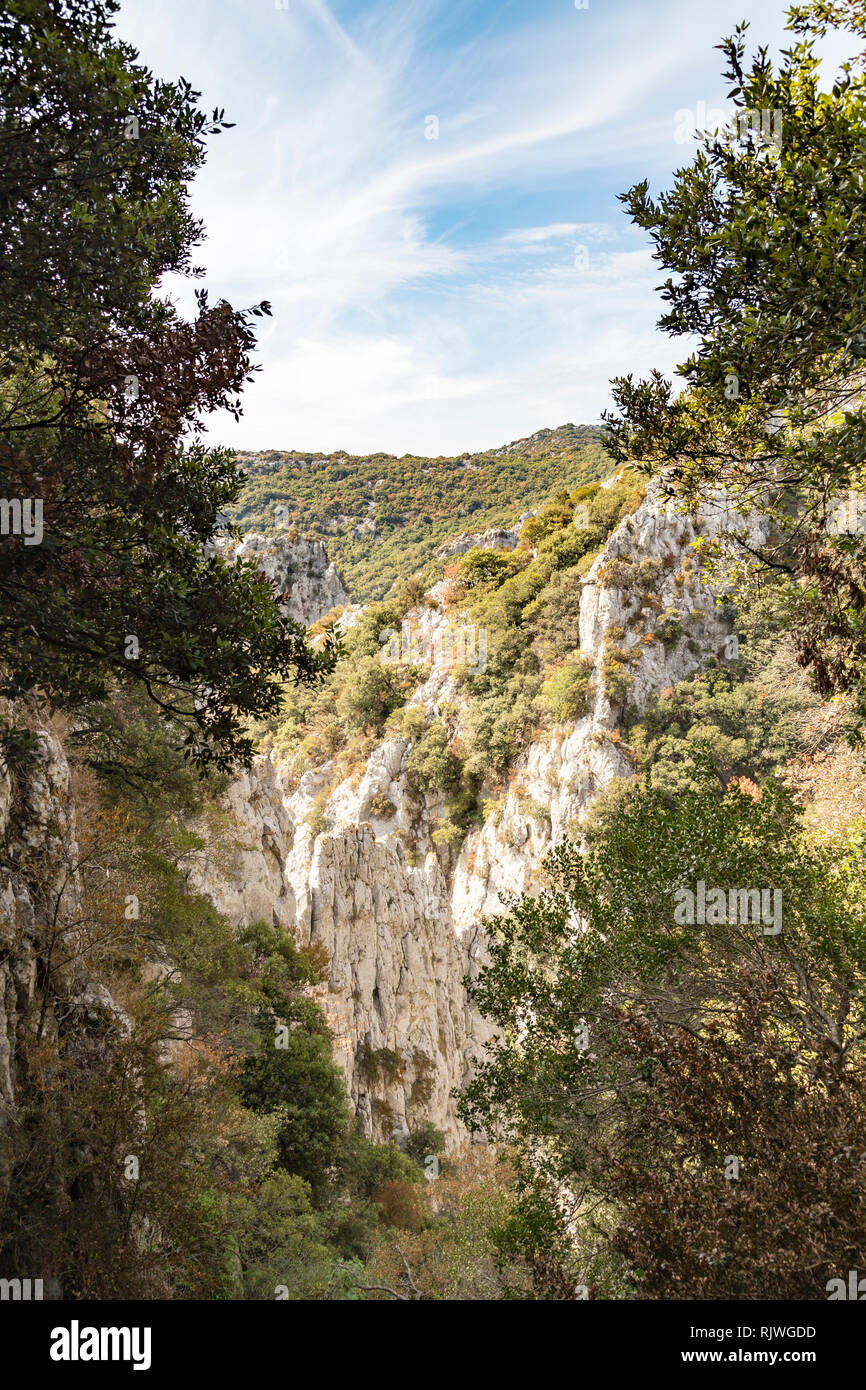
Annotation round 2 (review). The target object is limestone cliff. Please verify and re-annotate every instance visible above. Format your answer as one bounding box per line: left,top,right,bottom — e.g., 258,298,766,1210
211,532,349,627
0,728,126,1205
190,483,767,1147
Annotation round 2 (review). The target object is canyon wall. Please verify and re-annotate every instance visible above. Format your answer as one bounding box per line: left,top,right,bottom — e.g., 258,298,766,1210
211,532,349,626
191,483,765,1145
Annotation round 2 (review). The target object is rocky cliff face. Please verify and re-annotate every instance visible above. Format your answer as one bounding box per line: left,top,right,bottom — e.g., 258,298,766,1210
191,483,767,1147
436,525,522,559
0,728,126,1203
212,533,349,627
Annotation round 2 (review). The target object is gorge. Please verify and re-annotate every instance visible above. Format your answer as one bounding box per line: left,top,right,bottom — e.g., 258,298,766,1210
187,476,765,1144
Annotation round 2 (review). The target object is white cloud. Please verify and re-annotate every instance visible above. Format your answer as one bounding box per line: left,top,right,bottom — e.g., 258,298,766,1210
116,0,823,455
209,239,689,457
499,223,603,246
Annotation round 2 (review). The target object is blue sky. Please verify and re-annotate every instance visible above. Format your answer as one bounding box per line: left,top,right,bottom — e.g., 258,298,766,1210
116,0,855,456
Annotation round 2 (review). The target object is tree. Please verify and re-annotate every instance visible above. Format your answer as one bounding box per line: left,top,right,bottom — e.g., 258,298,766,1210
240,1023,357,1196
460,770,866,1297
458,548,514,591
602,0,866,734
600,985,866,1299
0,0,330,772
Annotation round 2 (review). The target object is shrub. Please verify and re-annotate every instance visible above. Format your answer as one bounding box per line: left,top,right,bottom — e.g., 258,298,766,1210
458,548,518,590
303,784,332,835
336,655,401,733
597,555,637,590
655,606,685,647
373,1180,427,1232
405,721,462,794
636,556,663,587
432,819,468,852
520,796,550,823
461,676,544,784
356,1045,404,1086
395,703,428,741
519,491,574,546
542,657,595,722
405,1121,446,1165
602,644,636,705
395,575,428,611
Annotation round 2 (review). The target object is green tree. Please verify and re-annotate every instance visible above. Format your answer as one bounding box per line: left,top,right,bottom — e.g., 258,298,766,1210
240,1020,356,1196
0,0,329,772
603,0,866,732
461,770,866,1296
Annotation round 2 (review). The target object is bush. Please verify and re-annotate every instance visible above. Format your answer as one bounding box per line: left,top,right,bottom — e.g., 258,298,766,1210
336,655,401,733
597,555,637,590
525,571,585,662
519,492,574,546
655,606,685,647
543,657,595,722
373,1180,427,1232
458,548,518,591
601,645,635,706
240,1025,356,1197
461,676,544,784
396,704,428,741
405,1122,446,1165
405,721,462,794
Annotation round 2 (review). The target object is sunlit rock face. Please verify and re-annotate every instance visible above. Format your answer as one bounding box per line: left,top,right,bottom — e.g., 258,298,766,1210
192,483,767,1146
436,525,522,559
211,533,349,627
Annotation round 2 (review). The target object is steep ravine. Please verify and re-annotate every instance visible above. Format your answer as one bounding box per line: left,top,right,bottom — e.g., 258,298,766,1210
191,483,767,1145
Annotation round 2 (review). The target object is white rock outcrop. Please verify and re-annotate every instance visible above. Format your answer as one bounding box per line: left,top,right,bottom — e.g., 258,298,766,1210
211,533,349,627
191,483,766,1146
436,526,521,559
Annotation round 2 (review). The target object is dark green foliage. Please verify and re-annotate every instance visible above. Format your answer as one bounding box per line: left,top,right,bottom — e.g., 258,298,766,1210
460,762,866,1297
335,655,403,734
654,606,684,648
603,629,827,802
602,0,866,735
405,720,463,794
0,0,329,772
405,1122,446,1165
240,1025,357,1195
0,707,431,1296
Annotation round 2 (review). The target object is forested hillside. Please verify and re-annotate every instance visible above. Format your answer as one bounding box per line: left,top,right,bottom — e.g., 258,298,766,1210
229,424,612,601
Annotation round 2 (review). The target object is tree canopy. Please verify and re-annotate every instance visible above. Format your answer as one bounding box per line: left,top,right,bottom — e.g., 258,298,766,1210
0,0,329,771
461,769,866,1296
603,0,866,733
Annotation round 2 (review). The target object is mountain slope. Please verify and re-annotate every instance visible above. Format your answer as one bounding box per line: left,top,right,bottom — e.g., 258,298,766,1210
228,424,612,603
193,477,807,1143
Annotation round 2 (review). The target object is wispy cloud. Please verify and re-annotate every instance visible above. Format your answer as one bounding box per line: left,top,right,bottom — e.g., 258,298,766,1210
115,0,853,455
